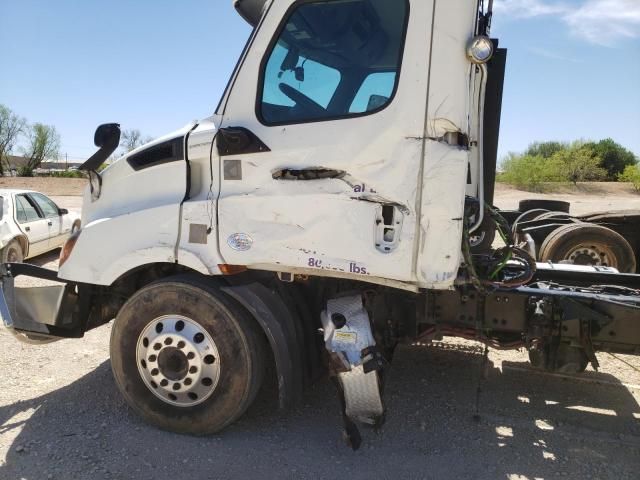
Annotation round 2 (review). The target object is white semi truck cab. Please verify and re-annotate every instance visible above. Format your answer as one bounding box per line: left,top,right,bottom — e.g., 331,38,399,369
1,0,639,449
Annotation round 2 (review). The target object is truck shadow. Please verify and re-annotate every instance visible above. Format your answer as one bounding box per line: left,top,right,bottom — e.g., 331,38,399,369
1,344,638,479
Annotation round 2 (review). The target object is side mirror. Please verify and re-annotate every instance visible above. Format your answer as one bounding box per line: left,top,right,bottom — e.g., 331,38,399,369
94,123,121,148
58,208,69,215
79,123,121,171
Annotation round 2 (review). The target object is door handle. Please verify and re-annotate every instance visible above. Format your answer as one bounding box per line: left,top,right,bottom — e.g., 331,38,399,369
25,226,30,232
47,221,53,226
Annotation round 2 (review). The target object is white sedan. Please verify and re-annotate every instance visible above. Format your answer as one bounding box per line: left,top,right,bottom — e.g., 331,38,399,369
0,189,81,263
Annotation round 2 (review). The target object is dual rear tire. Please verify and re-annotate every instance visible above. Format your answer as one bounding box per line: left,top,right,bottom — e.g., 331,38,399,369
539,224,637,273
110,277,265,435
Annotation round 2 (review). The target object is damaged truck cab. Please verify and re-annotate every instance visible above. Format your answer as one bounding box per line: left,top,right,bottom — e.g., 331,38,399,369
2,0,639,449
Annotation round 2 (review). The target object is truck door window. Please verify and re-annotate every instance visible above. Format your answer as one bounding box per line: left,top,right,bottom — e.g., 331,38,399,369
349,72,397,113
259,0,408,125
29,193,59,218
15,195,42,223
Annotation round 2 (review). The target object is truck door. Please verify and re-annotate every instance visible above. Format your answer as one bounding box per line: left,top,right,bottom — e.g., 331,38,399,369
216,0,433,283
14,194,49,257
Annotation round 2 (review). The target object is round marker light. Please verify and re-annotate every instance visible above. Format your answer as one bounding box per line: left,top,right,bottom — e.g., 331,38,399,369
466,35,494,64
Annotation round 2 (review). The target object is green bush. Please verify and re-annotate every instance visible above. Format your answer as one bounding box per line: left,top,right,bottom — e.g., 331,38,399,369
499,143,609,190
619,165,640,191
551,144,607,185
498,153,565,191
524,141,567,159
17,167,33,177
584,138,638,180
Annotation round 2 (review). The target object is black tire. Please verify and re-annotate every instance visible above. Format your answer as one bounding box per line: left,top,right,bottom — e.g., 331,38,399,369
519,199,571,214
539,224,637,273
470,216,497,253
110,276,265,435
1,239,24,263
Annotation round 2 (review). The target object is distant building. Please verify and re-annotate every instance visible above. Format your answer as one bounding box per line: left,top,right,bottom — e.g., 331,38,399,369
2,155,82,175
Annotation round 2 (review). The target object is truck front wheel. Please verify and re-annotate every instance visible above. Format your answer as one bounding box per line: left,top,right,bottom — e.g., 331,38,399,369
110,276,265,435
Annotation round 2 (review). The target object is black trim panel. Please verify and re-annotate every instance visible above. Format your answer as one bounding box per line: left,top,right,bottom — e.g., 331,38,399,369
483,44,507,206
127,137,184,171
217,127,271,156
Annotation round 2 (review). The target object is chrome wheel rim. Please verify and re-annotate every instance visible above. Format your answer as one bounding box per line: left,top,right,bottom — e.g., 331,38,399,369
136,315,221,407
566,243,615,268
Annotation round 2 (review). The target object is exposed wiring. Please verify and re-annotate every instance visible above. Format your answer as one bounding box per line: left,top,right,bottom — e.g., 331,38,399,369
462,202,537,293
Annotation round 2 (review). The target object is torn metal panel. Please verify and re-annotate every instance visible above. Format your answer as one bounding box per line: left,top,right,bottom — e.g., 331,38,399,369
417,141,468,289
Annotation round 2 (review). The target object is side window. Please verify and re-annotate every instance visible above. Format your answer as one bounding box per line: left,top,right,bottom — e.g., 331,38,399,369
29,193,59,218
259,0,408,125
15,195,42,223
350,72,397,113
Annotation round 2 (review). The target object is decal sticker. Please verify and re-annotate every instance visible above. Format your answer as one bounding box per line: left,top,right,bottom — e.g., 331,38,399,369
307,257,369,275
334,331,358,346
352,183,377,193
227,233,253,251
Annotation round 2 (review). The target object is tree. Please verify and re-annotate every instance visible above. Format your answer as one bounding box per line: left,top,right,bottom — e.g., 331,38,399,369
498,153,564,191
121,129,152,153
524,141,566,159
21,123,61,176
0,105,27,175
619,164,640,192
551,144,607,185
584,138,638,180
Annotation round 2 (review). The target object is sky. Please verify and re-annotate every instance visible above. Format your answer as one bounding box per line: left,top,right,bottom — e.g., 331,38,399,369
1,0,639,164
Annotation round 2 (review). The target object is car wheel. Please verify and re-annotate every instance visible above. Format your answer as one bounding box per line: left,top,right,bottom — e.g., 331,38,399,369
1,239,24,263
110,275,266,435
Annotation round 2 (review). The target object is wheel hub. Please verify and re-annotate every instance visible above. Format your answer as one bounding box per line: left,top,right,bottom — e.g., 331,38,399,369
157,347,189,381
136,315,221,407
567,244,614,268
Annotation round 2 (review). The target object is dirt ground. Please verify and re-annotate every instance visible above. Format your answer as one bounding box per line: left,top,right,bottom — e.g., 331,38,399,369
494,182,640,216
1,178,639,480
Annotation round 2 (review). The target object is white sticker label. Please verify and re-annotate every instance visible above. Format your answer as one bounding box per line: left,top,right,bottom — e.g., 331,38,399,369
333,331,357,346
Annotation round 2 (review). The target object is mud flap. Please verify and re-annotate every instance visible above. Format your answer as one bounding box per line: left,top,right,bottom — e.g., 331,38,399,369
321,294,386,450
0,263,79,344
221,283,305,409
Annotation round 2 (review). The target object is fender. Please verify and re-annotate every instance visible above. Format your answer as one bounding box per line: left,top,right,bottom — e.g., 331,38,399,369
221,283,305,409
